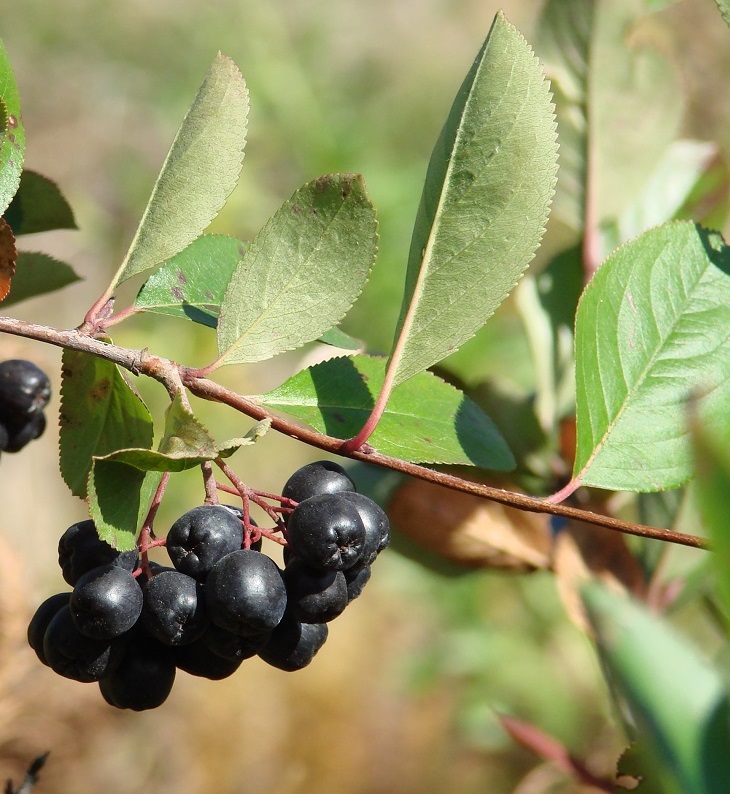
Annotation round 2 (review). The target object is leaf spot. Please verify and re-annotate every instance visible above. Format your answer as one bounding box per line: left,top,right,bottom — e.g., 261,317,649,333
89,378,111,403
176,270,188,285
7,114,17,128
171,286,184,300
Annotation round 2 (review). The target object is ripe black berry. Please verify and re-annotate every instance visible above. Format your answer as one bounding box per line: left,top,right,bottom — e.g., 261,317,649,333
166,505,244,582
27,592,72,665
346,492,390,564
258,612,328,671
174,636,243,680
203,623,271,662
344,563,371,602
70,564,143,640
141,570,208,646
286,492,366,570
4,412,46,452
43,605,124,682
58,519,138,586
283,558,348,623
99,633,176,711
206,549,287,635
0,359,51,422
282,460,355,504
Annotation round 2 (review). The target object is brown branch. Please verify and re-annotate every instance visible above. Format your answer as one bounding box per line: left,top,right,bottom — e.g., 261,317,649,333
0,315,708,551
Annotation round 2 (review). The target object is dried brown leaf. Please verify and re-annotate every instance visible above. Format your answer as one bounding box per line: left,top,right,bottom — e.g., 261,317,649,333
387,479,551,571
0,216,16,301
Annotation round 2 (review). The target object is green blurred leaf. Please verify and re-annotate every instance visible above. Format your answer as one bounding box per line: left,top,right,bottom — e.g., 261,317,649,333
535,0,682,232
216,173,377,366
619,141,729,243
584,584,730,794
0,38,24,217
573,222,730,492
715,0,730,27
318,326,363,351
3,170,76,235
387,11,557,388
257,354,515,469
112,53,248,289
0,251,81,306
88,463,162,552
134,234,245,328
693,419,730,621
59,348,154,498
96,392,255,472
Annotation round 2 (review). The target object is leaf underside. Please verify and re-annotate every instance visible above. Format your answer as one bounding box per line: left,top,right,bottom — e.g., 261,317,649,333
1,251,80,306
0,38,25,217
112,53,249,289
573,221,730,492
387,11,558,387
3,169,76,235
257,354,515,470
216,173,377,366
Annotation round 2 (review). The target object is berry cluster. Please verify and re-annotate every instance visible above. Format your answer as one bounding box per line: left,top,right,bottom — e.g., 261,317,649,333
0,359,51,456
27,461,389,710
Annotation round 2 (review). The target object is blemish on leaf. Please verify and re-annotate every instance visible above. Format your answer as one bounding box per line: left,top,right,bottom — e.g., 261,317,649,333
332,412,346,424
314,175,332,192
205,290,215,300
89,378,111,403
176,270,188,285
423,437,433,444
291,204,301,215
171,286,184,300
7,114,17,128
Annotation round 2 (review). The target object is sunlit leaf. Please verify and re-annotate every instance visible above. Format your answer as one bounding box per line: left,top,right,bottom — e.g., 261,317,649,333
134,234,245,327
573,222,730,492
3,170,76,235
387,11,558,387
0,38,25,216
318,326,363,351
111,53,248,288
216,174,377,366
584,584,730,794
715,0,730,27
59,348,154,498
0,252,80,306
257,354,515,469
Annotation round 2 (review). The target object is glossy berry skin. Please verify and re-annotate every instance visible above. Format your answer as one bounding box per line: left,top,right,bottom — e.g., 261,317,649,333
4,412,46,452
203,624,270,662
174,636,243,680
258,612,328,671
70,564,143,640
58,519,138,586
43,605,123,682
344,563,371,602
167,505,244,582
206,549,287,636
283,558,347,623
27,592,72,665
141,570,208,646
100,634,176,711
282,461,355,505
286,492,366,571
0,359,51,422
346,492,390,564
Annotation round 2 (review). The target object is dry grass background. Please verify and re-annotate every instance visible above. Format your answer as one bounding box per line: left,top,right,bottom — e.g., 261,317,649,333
0,0,728,791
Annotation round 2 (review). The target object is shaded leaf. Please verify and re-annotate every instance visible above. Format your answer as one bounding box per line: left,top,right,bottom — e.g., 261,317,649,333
0,251,80,306
388,478,550,571
216,174,377,366
3,169,76,235
583,584,730,794
59,348,154,498
96,392,255,472
88,463,162,552
318,326,363,351
387,11,557,386
134,234,245,328
111,53,248,289
0,38,25,216
0,216,16,300
536,0,682,232
256,354,515,469
573,222,730,492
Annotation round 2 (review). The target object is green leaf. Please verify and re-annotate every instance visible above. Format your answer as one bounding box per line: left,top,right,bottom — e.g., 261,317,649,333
134,234,245,328
387,11,558,387
583,584,730,794
88,463,162,552
693,419,730,621
0,38,25,216
216,174,377,366
619,141,729,243
535,0,682,231
3,170,76,235
96,392,256,472
715,0,730,28
256,354,515,469
318,326,363,351
573,222,730,492
59,348,154,498
0,251,81,306
111,53,248,289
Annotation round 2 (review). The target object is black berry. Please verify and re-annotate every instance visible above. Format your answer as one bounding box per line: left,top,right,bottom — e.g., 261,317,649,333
258,613,328,671
70,564,143,640
282,461,355,504
27,592,72,666
141,570,208,646
58,519,138,586
283,558,348,623
0,359,51,422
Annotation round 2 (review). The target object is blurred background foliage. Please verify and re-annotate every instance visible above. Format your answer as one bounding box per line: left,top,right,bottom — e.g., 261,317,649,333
1,0,729,791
